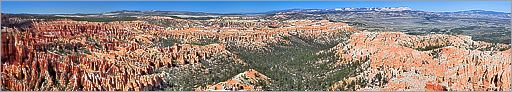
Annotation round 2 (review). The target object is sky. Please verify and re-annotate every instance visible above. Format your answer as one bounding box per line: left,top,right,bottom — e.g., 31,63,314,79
2,1,510,14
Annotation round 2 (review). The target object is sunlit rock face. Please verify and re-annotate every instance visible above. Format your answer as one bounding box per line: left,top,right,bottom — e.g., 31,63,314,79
196,69,271,91
158,20,357,51
0,21,164,91
0,20,244,91
329,32,511,91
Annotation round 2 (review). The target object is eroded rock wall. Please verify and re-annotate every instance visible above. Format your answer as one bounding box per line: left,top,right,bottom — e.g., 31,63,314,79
0,20,242,91
196,69,271,91
329,32,511,91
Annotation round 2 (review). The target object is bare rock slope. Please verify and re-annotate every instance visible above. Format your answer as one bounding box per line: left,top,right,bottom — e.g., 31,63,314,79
329,32,510,91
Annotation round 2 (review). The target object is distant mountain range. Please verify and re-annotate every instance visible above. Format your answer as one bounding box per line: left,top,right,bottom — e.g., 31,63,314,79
7,7,503,15
449,10,509,14
3,7,509,19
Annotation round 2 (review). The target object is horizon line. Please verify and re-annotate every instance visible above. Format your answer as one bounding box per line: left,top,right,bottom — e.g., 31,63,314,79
2,7,510,15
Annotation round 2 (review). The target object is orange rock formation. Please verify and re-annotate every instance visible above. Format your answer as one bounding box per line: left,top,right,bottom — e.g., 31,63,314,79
196,69,271,91
329,32,510,91
0,20,242,91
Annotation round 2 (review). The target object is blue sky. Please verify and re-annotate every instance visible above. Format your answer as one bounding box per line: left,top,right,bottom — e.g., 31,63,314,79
2,1,510,14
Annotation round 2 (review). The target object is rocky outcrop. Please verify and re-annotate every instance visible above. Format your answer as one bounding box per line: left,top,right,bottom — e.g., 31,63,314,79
1,24,165,91
329,32,511,91
0,20,243,91
157,20,357,51
196,69,271,91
